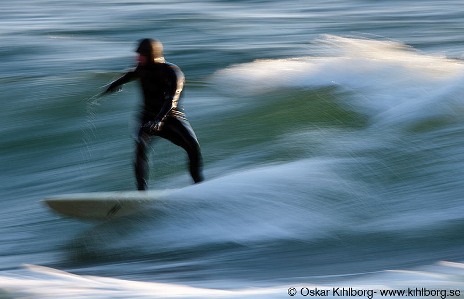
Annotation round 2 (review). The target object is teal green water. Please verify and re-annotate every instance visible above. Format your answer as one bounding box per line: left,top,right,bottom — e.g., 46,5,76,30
2,1,464,297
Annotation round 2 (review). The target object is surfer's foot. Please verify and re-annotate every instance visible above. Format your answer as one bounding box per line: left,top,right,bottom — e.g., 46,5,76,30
137,179,147,191
193,175,204,184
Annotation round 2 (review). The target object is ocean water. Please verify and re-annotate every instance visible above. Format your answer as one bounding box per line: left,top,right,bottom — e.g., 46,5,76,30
2,0,464,298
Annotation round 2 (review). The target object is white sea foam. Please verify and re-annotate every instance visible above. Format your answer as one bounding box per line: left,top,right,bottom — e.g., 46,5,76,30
213,35,464,127
1,262,464,298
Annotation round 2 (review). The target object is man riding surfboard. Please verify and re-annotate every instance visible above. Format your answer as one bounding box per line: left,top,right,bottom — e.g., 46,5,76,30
104,39,204,190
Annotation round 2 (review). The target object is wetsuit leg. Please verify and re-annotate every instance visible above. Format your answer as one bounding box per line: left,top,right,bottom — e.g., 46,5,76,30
158,117,204,183
134,129,150,191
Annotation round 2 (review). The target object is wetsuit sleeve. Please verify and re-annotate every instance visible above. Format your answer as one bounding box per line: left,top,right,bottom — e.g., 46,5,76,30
104,69,138,94
155,65,184,122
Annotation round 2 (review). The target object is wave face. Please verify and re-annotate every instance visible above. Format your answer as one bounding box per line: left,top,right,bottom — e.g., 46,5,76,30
2,0,464,297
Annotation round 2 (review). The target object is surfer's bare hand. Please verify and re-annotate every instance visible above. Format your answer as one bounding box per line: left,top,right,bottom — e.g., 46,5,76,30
151,121,164,132
104,83,121,94
143,121,164,133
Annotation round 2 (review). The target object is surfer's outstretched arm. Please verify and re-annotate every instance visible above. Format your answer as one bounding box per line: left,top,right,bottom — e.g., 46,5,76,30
103,70,138,94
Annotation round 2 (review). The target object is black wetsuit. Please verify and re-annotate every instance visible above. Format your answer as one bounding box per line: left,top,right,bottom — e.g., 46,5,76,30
106,60,204,190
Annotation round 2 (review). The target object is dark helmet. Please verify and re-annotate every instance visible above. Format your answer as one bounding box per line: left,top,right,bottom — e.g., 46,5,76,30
136,38,164,61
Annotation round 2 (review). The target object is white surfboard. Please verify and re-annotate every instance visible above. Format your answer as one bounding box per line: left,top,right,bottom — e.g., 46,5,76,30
43,190,171,221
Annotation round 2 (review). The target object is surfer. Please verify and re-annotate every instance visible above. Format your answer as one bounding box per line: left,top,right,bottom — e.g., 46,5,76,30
103,38,204,190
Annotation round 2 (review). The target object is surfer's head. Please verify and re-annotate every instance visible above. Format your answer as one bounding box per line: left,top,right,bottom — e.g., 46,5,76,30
136,38,164,64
